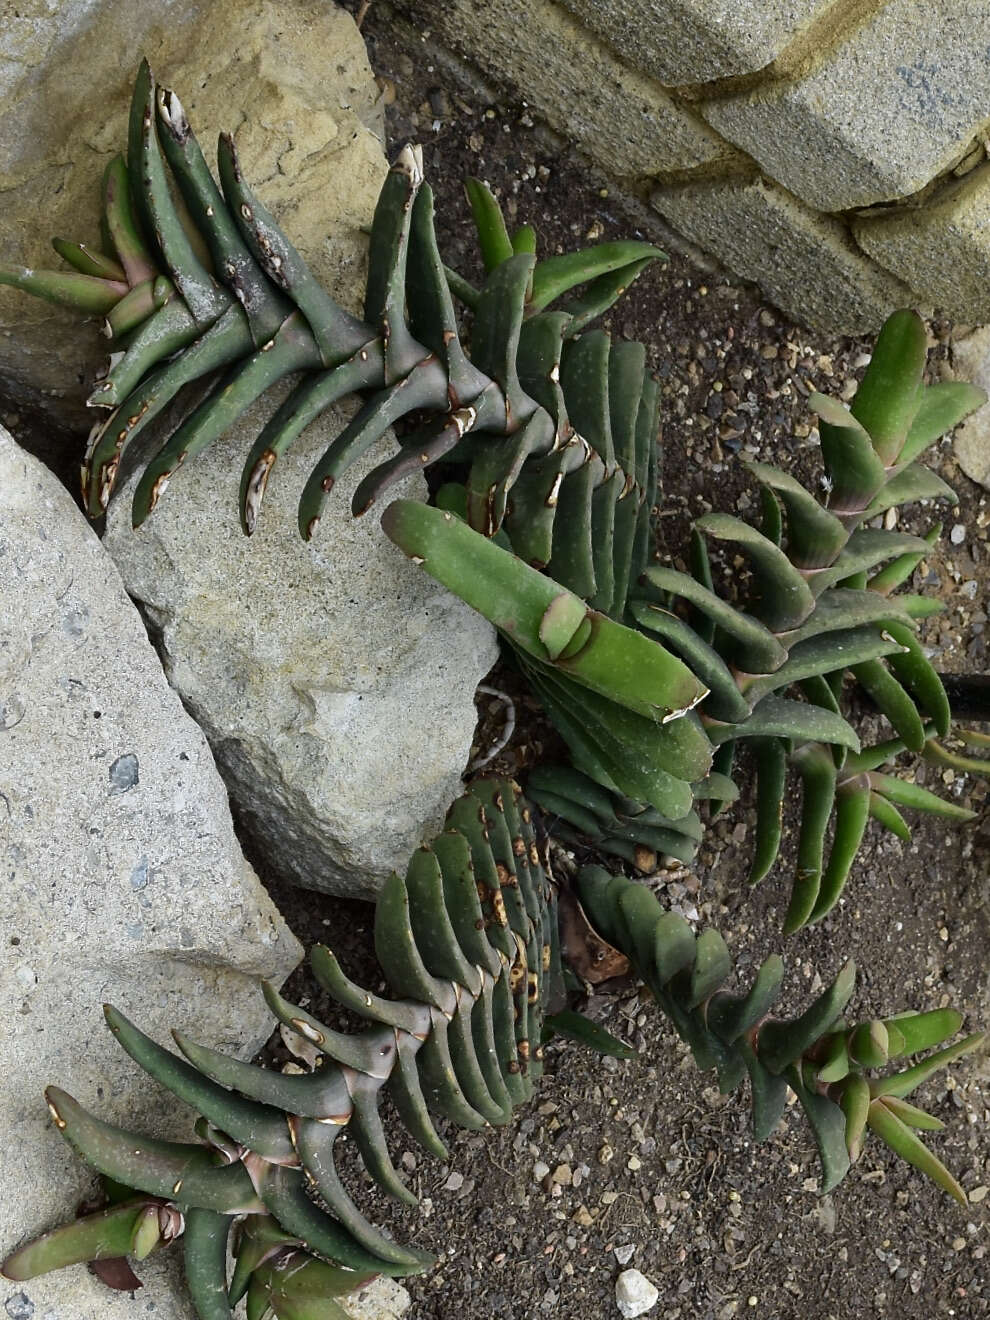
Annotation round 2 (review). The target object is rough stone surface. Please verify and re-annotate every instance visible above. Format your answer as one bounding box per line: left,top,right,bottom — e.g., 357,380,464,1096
393,0,735,177
652,174,920,334
557,0,830,84
0,0,385,426
854,164,990,322
0,426,302,1317
704,1,990,211
952,327,990,490
103,405,498,900
615,1267,660,1317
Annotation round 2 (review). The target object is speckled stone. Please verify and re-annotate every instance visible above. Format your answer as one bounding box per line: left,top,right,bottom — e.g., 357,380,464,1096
855,164,990,322
556,0,831,83
103,399,497,899
0,425,302,1319
704,1,990,210
652,173,920,334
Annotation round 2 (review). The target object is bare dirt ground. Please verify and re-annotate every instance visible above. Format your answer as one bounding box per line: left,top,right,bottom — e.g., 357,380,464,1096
3,8,987,1318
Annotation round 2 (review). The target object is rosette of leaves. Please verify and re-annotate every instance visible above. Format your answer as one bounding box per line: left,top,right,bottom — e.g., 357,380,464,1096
385,312,987,927
0,61,661,553
1,778,568,1317
575,866,984,1201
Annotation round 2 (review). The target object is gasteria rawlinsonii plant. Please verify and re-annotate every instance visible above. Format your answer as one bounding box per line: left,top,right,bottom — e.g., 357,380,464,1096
3,780,982,1320
2,61,985,924
0,63,986,1315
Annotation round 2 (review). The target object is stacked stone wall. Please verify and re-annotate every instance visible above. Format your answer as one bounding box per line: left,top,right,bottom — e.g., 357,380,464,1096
392,0,990,334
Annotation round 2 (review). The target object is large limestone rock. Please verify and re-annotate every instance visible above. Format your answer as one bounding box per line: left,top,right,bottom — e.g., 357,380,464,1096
952,327,990,491
103,401,498,900
0,426,303,1316
0,0,385,426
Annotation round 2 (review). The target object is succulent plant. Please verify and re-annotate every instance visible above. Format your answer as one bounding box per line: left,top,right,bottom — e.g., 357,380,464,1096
2,778,566,1316
384,310,988,929
4,781,981,1320
0,61,660,553
575,867,984,1201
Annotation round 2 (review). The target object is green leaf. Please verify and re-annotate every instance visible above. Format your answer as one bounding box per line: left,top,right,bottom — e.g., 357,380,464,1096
783,743,837,934
868,771,977,821
708,695,860,753
1,1201,151,1281
748,738,787,886
812,393,886,515
881,1009,964,1057
758,961,857,1074
871,1033,985,1099
529,240,661,313
745,462,846,568
866,1099,966,1203
543,1009,637,1059
838,1073,870,1159
898,380,987,466
695,512,815,632
849,309,927,464
0,264,126,314
807,781,870,924
788,1068,851,1193
464,178,514,273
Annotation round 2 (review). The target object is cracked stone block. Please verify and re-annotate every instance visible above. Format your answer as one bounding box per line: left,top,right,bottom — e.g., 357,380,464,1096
556,0,833,84
391,0,734,177
0,425,302,1320
854,163,990,322
652,173,920,334
0,0,385,427
704,1,990,211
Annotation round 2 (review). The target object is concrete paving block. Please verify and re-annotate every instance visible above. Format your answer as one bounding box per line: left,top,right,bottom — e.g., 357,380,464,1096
854,164,990,322
556,0,833,84
704,1,990,211
394,0,734,177
652,173,920,334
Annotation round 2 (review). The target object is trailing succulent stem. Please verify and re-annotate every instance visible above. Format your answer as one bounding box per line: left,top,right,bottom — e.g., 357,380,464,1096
575,867,984,1201
386,307,987,928
4,784,981,1320
3,779,565,1317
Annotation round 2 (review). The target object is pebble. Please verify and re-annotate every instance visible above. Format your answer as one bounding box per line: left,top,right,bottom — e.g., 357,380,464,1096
615,1268,659,1317
614,1243,636,1265
950,523,967,544
442,1171,464,1192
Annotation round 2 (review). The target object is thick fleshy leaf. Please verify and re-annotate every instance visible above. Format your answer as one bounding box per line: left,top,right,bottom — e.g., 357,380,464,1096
529,240,661,314
464,178,514,273
866,1099,965,1203
747,737,787,886
783,743,837,934
849,309,927,464
788,1068,851,1193
758,961,857,1075
898,380,987,466
868,771,976,821
707,695,860,753
1,1202,153,1281
695,513,815,631
870,1033,985,1099
543,1009,636,1059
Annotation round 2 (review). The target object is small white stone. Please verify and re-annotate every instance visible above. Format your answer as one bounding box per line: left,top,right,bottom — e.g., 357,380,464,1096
443,1171,464,1192
615,1268,659,1317
950,522,966,544
614,1243,636,1265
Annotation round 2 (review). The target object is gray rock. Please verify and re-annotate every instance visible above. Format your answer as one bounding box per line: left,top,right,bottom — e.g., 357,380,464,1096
556,0,828,84
0,0,385,427
854,165,990,323
0,426,302,1316
704,1,990,211
615,1267,659,1317
103,400,498,899
651,174,918,335
952,327,990,490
